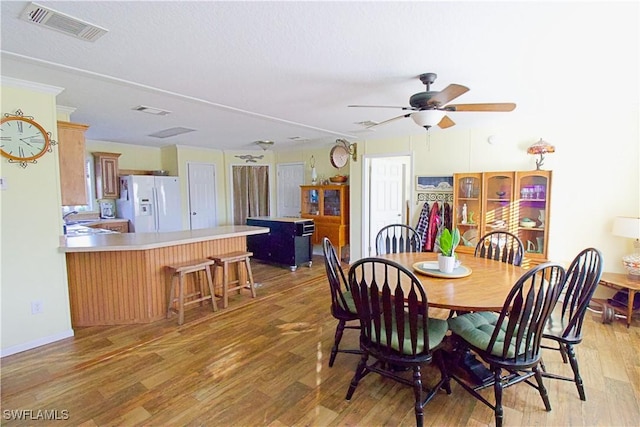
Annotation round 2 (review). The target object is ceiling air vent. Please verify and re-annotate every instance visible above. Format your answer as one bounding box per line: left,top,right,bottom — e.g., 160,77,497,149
354,120,378,128
132,105,171,116
288,136,309,142
20,2,108,42
149,127,196,139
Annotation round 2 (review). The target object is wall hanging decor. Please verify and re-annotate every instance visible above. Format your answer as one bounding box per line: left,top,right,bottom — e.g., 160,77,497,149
1,109,57,168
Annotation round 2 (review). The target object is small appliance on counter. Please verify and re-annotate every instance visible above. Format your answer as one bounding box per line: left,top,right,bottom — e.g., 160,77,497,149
99,200,116,219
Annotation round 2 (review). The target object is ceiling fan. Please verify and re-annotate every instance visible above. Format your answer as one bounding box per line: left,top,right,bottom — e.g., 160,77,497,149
349,72,516,130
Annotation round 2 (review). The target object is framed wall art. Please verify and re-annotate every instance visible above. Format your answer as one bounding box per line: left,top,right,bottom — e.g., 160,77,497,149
415,175,453,192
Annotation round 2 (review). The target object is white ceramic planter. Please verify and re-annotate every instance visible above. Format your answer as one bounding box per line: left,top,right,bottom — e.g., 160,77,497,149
437,254,456,273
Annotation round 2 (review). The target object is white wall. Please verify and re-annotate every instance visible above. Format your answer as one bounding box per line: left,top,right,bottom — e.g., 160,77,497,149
1,78,74,356
348,118,639,274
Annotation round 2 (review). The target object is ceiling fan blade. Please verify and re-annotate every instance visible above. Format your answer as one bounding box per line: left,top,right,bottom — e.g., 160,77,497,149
438,115,456,129
349,104,413,109
366,113,411,128
427,84,470,107
445,103,516,112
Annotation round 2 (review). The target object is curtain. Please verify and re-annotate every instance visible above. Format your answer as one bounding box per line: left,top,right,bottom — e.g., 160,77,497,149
232,165,270,225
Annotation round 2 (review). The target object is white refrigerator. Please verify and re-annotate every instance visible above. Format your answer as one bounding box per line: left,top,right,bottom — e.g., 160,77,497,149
116,175,183,232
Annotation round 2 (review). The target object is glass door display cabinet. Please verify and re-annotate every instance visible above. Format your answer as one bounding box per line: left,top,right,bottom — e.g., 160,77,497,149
453,171,552,264
453,173,483,254
482,171,516,239
301,185,350,261
515,171,551,262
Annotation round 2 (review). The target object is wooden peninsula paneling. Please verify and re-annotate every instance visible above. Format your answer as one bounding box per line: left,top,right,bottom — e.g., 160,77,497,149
61,226,268,326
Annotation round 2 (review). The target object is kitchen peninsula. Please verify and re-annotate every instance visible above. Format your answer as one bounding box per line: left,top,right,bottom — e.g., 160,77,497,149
60,226,268,326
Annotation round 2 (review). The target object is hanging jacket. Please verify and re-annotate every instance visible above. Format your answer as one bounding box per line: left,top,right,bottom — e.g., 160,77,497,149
415,202,431,251
425,201,440,252
443,202,452,231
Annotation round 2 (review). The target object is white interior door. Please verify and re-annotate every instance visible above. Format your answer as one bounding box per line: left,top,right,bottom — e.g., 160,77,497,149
187,162,217,230
277,163,304,217
364,156,411,256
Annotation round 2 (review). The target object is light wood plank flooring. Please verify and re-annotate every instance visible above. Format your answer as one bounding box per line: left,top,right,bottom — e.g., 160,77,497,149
1,255,639,426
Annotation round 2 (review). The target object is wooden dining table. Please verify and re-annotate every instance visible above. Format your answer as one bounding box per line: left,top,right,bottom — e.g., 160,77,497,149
377,252,527,312
375,251,528,384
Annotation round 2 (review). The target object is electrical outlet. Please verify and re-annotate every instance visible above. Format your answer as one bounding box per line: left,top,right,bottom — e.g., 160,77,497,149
31,301,43,314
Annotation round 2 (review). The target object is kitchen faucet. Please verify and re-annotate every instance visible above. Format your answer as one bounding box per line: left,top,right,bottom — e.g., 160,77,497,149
63,210,78,224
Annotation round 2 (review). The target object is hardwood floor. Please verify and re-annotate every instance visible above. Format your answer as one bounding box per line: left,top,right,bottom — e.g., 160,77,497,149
2,255,639,426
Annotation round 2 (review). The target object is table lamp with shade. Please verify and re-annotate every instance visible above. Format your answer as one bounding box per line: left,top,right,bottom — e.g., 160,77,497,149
612,216,640,277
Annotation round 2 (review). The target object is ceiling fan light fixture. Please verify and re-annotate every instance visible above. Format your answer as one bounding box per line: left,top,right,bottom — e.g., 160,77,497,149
254,140,274,150
411,110,446,129
350,72,515,132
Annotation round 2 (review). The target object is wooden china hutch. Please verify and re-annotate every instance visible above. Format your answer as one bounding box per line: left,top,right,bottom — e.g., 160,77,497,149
300,184,349,261
453,170,551,265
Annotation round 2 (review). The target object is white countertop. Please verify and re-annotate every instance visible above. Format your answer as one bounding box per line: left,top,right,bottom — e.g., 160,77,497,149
247,216,314,223
87,218,128,223
60,225,269,253
65,223,118,237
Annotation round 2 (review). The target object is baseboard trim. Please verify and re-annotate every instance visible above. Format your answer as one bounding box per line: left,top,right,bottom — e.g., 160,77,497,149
1,329,75,358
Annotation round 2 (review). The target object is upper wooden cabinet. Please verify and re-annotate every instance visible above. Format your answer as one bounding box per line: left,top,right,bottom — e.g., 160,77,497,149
92,152,121,199
453,170,552,263
300,184,350,261
57,121,89,206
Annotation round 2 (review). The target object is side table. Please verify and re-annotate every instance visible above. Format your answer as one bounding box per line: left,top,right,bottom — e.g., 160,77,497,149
596,272,640,328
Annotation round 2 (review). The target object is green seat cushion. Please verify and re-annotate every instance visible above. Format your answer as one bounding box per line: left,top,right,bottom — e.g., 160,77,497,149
448,311,524,358
371,317,448,355
340,290,357,313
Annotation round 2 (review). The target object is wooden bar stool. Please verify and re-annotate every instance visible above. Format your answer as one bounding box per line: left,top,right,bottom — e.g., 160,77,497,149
166,259,218,325
209,251,256,308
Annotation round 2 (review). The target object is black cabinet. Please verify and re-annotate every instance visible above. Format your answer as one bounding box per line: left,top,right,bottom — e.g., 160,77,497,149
246,217,315,271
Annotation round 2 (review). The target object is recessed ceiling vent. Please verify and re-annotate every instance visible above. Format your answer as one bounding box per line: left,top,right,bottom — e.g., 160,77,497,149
288,136,309,142
354,120,378,128
133,105,171,116
149,127,196,139
20,2,108,42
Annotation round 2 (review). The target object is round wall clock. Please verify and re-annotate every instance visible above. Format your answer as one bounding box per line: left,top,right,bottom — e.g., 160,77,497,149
1,114,52,167
330,144,350,168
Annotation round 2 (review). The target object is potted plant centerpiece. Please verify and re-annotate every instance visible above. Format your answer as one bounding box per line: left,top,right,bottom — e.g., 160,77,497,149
436,227,461,273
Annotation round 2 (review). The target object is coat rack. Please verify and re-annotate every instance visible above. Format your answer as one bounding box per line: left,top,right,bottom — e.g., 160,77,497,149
417,192,453,204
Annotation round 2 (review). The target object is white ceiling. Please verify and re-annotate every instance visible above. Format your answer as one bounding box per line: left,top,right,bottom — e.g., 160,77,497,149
1,1,638,152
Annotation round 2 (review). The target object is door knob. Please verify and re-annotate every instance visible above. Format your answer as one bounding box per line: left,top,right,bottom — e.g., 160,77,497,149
192,212,197,215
